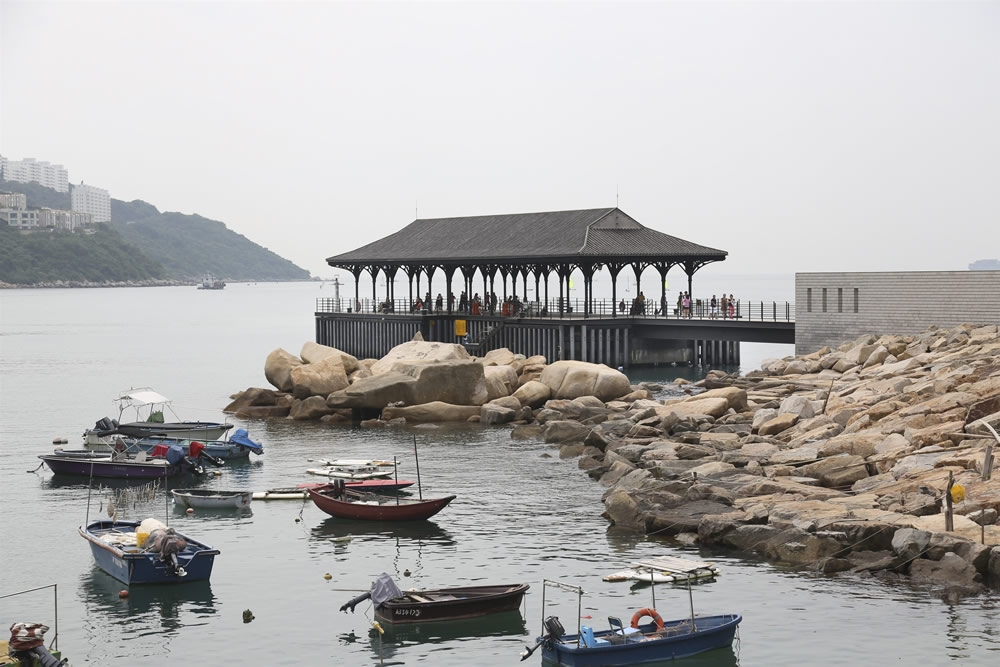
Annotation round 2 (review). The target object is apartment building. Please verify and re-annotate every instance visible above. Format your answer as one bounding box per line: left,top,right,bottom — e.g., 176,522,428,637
71,182,111,223
0,156,69,192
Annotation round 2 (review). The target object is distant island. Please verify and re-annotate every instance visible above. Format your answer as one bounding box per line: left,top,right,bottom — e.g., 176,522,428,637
969,259,1000,271
0,178,311,286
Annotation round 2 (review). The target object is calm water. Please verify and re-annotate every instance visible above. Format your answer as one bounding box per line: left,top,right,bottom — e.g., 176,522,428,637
1,282,998,666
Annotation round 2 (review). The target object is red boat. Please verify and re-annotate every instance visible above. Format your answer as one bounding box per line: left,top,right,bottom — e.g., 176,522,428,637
308,484,455,521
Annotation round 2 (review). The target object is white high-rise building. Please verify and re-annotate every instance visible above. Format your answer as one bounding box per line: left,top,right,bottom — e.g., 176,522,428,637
71,182,111,223
0,156,69,192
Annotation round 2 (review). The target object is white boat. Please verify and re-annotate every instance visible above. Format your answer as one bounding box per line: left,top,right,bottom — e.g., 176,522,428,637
83,388,232,447
197,274,225,290
306,466,394,480
252,488,309,501
172,489,251,510
603,556,721,584
313,458,397,468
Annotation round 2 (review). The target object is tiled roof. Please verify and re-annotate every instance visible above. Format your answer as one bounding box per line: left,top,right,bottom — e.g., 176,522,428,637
327,208,726,265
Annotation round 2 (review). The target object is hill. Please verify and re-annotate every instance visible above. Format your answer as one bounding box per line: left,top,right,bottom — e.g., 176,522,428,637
0,179,311,283
0,223,164,284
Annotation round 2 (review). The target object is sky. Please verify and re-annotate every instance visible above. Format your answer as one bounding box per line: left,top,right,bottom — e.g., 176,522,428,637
2,0,998,285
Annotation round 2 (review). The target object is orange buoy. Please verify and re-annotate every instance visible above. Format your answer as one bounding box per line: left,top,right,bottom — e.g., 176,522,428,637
186,508,194,514
119,590,129,598
630,608,664,630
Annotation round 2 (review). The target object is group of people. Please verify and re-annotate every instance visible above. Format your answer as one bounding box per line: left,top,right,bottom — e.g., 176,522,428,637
709,293,737,319
409,290,532,316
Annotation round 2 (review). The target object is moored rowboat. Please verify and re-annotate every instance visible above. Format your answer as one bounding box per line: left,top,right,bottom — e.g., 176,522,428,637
308,484,454,521
171,489,252,509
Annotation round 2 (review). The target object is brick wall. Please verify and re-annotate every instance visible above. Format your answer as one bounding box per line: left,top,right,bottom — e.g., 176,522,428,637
795,271,1000,355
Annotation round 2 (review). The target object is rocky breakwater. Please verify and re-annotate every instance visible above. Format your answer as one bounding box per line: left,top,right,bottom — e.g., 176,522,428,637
541,323,1000,598
225,335,632,428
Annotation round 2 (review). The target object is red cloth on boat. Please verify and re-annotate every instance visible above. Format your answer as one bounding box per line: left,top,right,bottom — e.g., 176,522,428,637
189,441,205,457
151,444,169,458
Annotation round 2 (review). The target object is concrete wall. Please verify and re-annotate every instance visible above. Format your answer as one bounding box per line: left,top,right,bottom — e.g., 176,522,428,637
795,271,1000,355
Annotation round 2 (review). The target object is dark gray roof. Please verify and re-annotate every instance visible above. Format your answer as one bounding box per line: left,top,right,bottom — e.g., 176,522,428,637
326,208,726,266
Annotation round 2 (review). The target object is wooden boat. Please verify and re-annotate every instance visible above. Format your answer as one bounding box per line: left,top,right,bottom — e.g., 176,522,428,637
83,388,231,446
340,574,528,625
79,520,219,585
171,489,251,509
252,479,415,500
314,458,397,468
308,484,454,521
306,465,395,480
603,556,721,584
521,579,741,665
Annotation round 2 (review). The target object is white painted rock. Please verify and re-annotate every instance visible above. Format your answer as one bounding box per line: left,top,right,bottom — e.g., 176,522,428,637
539,360,632,402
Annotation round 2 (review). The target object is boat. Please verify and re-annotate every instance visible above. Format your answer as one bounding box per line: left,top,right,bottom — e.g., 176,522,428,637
79,519,219,585
83,388,232,446
251,479,415,500
197,274,225,290
1,585,67,667
40,444,212,479
340,573,529,624
123,428,263,460
171,489,252,510
603,556,721,584
520,579,741,665
308,483,454,521
313,458,397,468
306,464,395,480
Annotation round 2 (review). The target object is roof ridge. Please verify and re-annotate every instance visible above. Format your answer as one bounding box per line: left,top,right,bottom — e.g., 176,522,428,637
414,207,614,223
579,208,617,253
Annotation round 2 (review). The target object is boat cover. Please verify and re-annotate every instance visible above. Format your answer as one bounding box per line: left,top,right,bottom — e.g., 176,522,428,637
230,429,264,453
118,390,170,407
164,445,187,465
370,573,403,606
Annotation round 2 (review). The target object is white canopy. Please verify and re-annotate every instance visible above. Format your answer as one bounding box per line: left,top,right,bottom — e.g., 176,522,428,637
115,388,171,407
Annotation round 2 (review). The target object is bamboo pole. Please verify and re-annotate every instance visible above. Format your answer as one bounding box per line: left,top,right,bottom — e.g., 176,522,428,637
945,471,954,532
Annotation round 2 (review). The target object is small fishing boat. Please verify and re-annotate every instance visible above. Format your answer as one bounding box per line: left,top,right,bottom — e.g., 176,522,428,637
251,479,415,500
313,458,397,468
520,579,741,665
96,428,263,460
83,388,232,446
79,519,219,585
197,274,225,290
306,465,395,480
603,556,721,584
308,483,454,521
340,574,529,624
171,489,252,510
1,584,66,667
40,444,215,479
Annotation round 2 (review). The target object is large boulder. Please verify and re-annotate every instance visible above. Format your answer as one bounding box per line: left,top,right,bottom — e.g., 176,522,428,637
909,553,983,596
779,395,816,419
662,397,730,419
395,360,489,405
539,361,632,402
289,396,332,420
483,365,519,400
381,402,482,423
603,488,643,529
224,387,284,414
370,341,471,375
264,348,303,392
543,420,593,444
327,371,416,409
891,527,931,561
482,347,517,366
289,354,349,398
481,403,517,426
300,341,359,374
512,380,551,408
799,454,868,488
758,414,798,436
687,387,748,412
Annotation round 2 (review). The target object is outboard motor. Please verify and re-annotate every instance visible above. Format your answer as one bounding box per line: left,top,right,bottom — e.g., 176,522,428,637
92,417,118,436
521,616,565,661
333,478,346,499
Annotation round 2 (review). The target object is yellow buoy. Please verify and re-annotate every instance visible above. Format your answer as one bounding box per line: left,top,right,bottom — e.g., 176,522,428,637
324,573,332,580
372,622,384,635
950,484,965,503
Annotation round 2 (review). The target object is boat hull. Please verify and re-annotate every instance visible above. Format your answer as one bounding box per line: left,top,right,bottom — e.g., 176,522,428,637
374,584,529,624
84,422,231,446
172,489,251,509
309,487,455,520
541,614,741,666
80,520,219,585
41,455,179,478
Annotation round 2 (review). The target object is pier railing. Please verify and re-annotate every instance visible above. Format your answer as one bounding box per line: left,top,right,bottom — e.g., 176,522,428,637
316,297,794,322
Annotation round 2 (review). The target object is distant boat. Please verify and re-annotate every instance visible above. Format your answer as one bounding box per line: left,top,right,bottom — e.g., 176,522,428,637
197,274,226,290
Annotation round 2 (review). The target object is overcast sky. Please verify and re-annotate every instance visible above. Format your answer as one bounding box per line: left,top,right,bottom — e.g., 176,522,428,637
2,1,998,281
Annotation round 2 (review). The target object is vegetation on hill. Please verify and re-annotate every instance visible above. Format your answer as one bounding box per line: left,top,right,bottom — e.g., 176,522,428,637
0,179,311,283
0,223,163,284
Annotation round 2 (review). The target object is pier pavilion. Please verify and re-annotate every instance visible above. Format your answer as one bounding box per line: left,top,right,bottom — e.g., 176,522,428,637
319,207,793,365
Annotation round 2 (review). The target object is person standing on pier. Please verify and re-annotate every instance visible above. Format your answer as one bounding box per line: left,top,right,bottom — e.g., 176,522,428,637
435,293,443,313
728,294,736,318
711,294,718,318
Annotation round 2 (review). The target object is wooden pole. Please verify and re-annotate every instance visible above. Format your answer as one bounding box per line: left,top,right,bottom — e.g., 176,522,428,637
945,471,954,532
394,456,399,505
413,435,423,500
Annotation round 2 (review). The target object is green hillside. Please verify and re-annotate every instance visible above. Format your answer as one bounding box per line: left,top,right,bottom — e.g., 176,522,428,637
0,179,311,283
0,223,163,284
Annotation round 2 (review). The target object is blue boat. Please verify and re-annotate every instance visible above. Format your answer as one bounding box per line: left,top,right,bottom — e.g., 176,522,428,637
521,579,741,665
79,520,219,585
126,429,264,460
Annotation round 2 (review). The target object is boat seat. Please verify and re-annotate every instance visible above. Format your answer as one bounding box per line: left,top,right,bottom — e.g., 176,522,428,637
579,626,609,648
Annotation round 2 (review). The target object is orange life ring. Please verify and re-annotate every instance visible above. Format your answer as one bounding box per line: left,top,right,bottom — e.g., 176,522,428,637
630,608,665,630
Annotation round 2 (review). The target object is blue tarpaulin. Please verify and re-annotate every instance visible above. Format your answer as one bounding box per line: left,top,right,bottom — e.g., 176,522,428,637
230,429,264,454
164,444,187,465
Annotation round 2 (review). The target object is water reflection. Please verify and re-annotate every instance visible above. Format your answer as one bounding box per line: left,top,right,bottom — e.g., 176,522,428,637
311,517,455,545
363,611,528,662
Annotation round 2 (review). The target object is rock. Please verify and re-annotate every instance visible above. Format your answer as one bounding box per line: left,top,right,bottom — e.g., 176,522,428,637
236,404,291,419
989,547,1000,577
603,488,642,529
224,387,284,414
799,454,868,488
686,387,748,412
483,365,519,400
643,500,734,535
290,354,349,398
327,371,416,409
381,402,482,423
289,396,332,420
328,360,489,410
539,361,632,401
661,397,730,419
892,527,931,561
480,403,516,426
599,461,637,487
925,532,966,561
370,341,471,375
848,550,901,572
264,348,303,392
482,347,517,366
511,424,544,440
687,461,737,478
758,414,798,436
751,408,778,432
512,380,551,408
862,345,889,369
954,541,993,573
967,509,998,526
779,395,816,419
909,553,983,596
300,341,359,374
559,443,585,459
542,420,593,444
